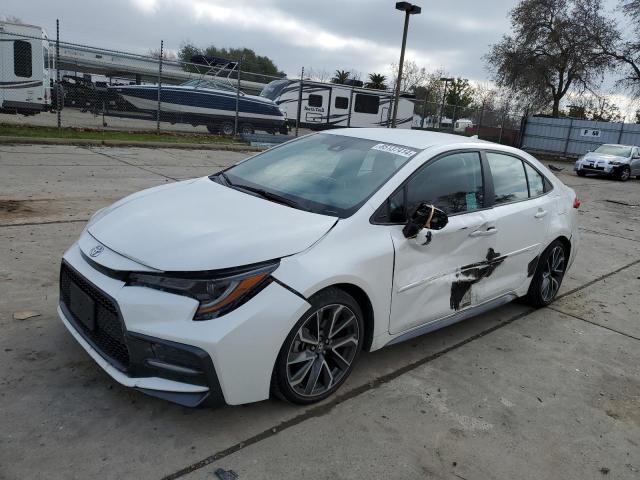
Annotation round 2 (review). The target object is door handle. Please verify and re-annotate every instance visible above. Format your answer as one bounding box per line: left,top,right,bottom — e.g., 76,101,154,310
534,209,548,219
469,226,498,237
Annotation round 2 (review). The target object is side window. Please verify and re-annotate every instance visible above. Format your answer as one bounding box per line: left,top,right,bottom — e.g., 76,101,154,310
43,47,49,70
524,163,545,197
308,94,323,108
486,153,528,205
354,94,379,114
406,152,484,215
335,96,349,109
14,40,33,78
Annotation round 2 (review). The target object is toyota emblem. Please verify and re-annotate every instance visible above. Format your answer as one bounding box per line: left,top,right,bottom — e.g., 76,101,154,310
89,245,104,258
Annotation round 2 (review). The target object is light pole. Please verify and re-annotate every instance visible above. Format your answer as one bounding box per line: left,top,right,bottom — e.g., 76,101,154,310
438,77,454,130
391,1,421,128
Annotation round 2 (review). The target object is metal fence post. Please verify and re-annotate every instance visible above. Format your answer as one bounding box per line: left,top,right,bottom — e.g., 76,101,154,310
498,110,506,144
156,40,163,134
56,19,61,129
477,104,484,140
235,58,241,136
295,67,304,137
563,117,573,155
347,88,354,128
617,121,625,144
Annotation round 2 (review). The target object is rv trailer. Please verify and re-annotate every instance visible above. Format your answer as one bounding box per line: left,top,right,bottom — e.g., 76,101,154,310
260,79,415,129
0,21,53,115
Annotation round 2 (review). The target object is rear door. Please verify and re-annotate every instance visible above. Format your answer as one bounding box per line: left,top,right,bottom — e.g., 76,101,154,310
631,147,640,176
383,150,497,335
480,151,552,298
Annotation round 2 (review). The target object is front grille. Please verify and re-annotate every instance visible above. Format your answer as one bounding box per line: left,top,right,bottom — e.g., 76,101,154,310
60,263,130,369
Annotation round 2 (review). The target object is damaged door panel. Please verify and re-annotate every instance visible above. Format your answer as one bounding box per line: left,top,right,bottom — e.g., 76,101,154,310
389,211,495,335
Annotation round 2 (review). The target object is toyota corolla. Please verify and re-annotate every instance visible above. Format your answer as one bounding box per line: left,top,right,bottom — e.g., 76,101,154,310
59,129,580,407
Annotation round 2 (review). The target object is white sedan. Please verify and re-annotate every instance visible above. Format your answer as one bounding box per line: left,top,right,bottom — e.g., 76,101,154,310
58,129,580,407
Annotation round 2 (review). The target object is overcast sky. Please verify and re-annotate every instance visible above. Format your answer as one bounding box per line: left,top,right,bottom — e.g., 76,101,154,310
1,0,625,89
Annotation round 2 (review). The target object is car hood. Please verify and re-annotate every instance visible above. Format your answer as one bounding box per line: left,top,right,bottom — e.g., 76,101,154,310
87,177,338,271
581,152,629,164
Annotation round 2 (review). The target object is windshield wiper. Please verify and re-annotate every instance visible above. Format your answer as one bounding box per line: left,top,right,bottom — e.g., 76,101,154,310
219,171,233,186
234,184,309,211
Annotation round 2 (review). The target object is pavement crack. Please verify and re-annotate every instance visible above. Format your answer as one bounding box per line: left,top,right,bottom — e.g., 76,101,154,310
578,227,640,243
546,306,640,341
0,218,88,228
82,147,179,181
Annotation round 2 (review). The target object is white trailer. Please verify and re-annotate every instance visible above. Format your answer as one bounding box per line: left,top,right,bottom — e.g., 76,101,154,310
0,21,53,115
260,79,415,129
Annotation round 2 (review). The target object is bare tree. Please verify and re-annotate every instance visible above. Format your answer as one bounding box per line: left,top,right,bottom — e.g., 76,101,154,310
389,60,429,92
305,68,331,83
485,0,615,117
147,48,177,61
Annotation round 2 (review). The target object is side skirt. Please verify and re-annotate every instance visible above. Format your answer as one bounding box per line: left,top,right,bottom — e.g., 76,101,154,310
385,293,518,347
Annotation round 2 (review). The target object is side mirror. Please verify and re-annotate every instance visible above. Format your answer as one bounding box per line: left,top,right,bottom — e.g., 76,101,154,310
402,202,448,239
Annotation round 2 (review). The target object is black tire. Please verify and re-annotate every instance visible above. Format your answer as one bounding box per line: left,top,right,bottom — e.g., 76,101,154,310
206,124,218,134
220,121,235,136
525,240,567,308
576,170,586,177
239,123,255,135
617,165,631,182
272,288,364,405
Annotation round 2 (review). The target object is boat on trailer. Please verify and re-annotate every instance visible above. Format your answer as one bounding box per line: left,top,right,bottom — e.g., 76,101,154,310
108,56,288,135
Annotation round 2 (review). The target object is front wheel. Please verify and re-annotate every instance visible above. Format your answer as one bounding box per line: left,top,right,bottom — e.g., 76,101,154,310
576,170,586,177
617,166,631,182
525,240,567,307
272,288,364,405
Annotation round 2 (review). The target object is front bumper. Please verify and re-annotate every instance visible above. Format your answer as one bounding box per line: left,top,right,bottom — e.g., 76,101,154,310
575,162,625,175
58,242,310,406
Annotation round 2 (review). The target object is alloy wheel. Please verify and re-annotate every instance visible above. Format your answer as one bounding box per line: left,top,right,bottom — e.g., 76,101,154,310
620,166,630,181
540,245,565,302
286,304,360,398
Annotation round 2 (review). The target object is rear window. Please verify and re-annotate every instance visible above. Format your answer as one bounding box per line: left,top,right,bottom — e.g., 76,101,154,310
487,153,529,205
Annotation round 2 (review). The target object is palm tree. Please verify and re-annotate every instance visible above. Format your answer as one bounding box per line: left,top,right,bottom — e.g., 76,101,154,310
366,73,387,90
331,69,350,84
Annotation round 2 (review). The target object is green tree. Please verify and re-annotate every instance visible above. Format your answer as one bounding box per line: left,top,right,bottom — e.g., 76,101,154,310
331,70,350,84
178,43,282,78
366,73,387,90
444,78,475,122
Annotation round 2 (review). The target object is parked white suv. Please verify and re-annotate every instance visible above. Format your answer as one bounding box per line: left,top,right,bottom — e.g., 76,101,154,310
59,129,580,407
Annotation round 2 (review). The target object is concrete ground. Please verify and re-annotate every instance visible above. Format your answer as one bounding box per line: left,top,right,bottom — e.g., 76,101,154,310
0,145,638,480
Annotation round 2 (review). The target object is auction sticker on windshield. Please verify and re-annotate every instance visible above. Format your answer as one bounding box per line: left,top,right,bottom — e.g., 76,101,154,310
371,143,417,158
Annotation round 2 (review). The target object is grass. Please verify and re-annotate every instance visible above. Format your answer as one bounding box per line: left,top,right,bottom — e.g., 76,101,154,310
0,123,240,144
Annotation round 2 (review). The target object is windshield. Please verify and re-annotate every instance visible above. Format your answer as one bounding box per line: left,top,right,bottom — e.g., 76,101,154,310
260,79,290,100
594,145,632,157
222,133,419,217
181,78,237,92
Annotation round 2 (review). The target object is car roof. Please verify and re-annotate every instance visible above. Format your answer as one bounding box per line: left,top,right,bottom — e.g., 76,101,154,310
601,143,635,148
323,128,492,150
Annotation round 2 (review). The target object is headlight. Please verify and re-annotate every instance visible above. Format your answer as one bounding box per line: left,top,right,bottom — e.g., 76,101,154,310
610,161,623,166
128,261,279,320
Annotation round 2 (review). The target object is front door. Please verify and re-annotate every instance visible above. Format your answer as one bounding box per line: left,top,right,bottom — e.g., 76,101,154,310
388,151,497,335
631,147,640,176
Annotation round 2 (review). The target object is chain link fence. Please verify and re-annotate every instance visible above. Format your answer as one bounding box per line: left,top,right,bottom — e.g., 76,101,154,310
1,20,523,146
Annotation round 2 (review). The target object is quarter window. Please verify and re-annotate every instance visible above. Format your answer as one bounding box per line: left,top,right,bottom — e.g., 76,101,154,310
335,96,349,109
354,94,379,114
524,163,545,197
308,94,323,107
486,153,529,205
14,40,32,78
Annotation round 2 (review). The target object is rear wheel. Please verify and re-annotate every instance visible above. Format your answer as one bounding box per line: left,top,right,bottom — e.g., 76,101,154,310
525,240,567,307
240,123,255,135
272,288,364,405
617,166,631,182
220,121,235,136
